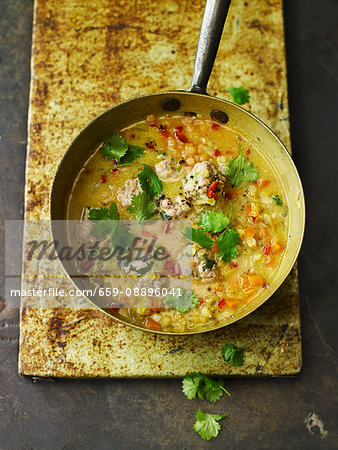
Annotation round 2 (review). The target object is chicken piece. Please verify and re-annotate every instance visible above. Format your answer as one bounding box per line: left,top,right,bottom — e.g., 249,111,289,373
155,159,183,181
160,196,191,219
177,243,193,277
117,178,142,207
183,161,224,206
192,244,218,281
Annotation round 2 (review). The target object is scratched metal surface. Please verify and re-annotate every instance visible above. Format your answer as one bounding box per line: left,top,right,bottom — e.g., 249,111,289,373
19,0,302,377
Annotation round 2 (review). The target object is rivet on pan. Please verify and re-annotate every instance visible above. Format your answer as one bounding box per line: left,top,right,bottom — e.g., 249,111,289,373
161,98,181,111
184,111,197,117
210,110,229,123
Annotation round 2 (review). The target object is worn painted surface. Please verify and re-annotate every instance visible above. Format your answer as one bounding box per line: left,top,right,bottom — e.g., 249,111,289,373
20,0,302,377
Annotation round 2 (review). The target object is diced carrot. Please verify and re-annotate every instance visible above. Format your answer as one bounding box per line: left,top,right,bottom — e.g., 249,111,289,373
244,227,257,238
249,274,264,287
244,289,254,297
266,256,275,267
214,149,221,157
260,228,270,239
240,275,250,289
260,179,271,188
246,205,258,222
225,298,240,309
211,123,220,130
273,242,284,254
146,317,161,331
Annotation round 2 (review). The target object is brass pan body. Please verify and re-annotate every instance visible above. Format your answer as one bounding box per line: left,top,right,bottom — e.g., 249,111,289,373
50,91,305,335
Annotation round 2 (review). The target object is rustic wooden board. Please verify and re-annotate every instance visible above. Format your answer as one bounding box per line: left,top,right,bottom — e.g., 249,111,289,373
19,0,302,377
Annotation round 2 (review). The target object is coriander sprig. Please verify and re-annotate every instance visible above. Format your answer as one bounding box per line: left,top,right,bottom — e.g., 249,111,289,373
88,202,134,248
127,192,156,221
100,133,144,164
116,163,162,220
225,137,258,187
182,372,231,402
183,210,241,262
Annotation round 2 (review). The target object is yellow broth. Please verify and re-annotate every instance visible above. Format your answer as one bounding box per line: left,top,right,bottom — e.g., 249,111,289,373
68,114,288,333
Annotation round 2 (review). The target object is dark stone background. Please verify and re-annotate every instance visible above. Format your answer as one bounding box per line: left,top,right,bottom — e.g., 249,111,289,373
0,0,337,448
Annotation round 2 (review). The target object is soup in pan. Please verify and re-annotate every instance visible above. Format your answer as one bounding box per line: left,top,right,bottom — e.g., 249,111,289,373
67,113,288,333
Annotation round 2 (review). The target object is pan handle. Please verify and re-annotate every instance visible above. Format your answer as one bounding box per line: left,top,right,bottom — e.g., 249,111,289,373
189,0,231,94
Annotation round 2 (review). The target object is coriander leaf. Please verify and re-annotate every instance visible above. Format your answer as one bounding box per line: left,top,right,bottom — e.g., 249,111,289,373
225,153,258,187
198,211,229,233
203,376,231,401
88,207,109,221
183,227,214,249
88,203,120,222
88,202,120,238
100,134,128,163
272,195,283,206
137,164,162,198
88,202,120,221
107,202,120,220
222,344,244,366
216,228,241,262
227,86,250,105
111,223,134,250
166,289,199,313
193,409,227,441
87,202,133,249
182,372,205,400
120,145,144,164
127,192,156,221
243,160,259,183
202,257,216,271
90,221,114,239
204,388,224,403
